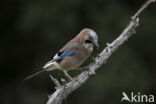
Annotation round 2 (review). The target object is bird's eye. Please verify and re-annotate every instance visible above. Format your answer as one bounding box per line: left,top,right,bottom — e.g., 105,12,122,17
88,34,93,40
85,40,92,43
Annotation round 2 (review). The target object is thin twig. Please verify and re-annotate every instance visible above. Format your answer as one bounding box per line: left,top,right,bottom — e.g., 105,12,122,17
49,75,62,89
132,0,156,19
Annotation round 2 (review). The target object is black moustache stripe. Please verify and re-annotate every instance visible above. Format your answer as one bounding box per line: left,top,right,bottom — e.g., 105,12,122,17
85,40,92,43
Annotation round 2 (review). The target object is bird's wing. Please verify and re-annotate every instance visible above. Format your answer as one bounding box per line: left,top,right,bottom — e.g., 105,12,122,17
59,41,80,52
59,50,77,59
43,42,80,69
52,42,80,61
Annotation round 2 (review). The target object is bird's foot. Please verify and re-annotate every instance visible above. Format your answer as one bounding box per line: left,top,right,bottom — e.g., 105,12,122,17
81,66,89,71
72,77,79,81
63,70,73,81
83,66,89,70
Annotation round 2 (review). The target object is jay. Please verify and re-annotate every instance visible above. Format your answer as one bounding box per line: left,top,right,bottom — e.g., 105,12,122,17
24,28,99,80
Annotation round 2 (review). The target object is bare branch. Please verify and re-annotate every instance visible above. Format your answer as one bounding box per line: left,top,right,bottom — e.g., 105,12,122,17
49,75,62,89
132,0,156,19
47,0,155,104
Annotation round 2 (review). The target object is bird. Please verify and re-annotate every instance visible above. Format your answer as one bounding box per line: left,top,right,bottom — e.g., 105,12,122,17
24,28,99,81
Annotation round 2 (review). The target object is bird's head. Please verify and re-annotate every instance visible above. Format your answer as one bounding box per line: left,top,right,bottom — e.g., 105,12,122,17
78,28,99,49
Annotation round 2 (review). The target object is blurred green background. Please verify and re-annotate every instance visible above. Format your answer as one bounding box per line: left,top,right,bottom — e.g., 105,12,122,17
0,0,156,104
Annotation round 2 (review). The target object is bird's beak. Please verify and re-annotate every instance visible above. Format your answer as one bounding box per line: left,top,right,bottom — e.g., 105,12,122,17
93,42,99,49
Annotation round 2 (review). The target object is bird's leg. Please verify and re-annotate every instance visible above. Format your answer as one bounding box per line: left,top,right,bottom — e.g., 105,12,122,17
63,67,89,81
74,66,89,71
63,70,73,81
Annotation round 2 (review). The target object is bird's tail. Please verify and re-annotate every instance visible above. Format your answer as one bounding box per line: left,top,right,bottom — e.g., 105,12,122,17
23,61,57,82
23,68,45,81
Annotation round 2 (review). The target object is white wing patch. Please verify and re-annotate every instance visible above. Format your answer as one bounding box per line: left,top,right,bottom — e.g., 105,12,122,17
43,53,61,71
52,53,61,61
